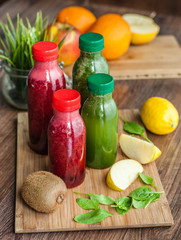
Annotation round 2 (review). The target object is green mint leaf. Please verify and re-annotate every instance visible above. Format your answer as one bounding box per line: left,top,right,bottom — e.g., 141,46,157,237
121,115,152,143
116,206,130,215
132,193,160,209
115,197,132,211
90,194,115,205
76,198,99,210
74,208,113,224
129,186,154,200
123,121,145,135
138,173,159,188
74,192,115,205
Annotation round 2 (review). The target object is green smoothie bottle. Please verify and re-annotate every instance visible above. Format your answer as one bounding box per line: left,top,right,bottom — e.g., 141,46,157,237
81,73,118,169
72,32,109,107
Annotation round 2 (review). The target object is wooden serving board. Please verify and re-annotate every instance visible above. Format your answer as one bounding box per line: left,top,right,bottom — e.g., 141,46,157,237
15,110,174,233
64,35,181,80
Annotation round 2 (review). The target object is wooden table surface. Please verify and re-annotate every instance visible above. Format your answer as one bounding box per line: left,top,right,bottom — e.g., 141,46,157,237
0,0,181,239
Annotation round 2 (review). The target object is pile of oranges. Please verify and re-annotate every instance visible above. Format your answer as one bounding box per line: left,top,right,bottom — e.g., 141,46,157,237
56,6,131,60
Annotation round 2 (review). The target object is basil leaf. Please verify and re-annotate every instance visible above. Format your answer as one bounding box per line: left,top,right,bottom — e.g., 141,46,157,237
76,198,99,210
138,173,159,188
115,197,132,210
120,115,152,143
123,121,145,135
74,208,113,224
129,186,154,200
116,207,129,215
132,193,160,209
90,194,115,205
74,192,115,205
114,197,132,215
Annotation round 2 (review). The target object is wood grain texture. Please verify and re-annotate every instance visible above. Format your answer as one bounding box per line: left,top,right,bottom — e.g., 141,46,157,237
15,110,173,233
90,0,181,16
64,35,181,80
0,0,181,239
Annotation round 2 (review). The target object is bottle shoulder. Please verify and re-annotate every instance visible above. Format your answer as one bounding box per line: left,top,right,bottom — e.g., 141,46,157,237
72,55,110,77
49,113,85,134
28,65,65,82
82,97,118,119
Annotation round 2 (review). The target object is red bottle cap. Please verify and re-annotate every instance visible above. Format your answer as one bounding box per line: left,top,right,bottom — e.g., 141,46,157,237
53,89,81,112
32,41,59,61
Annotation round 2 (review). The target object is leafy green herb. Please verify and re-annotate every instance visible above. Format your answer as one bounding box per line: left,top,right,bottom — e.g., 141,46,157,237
74,192,115,205
74,188,164,224
129,186,154,200
111,197,132,215
120,115,152,143
90,195,115,205
132,193,160,209
138,173,159,188
74,208,113,224
111,197,132,210
116,207,129,215
76,198,99,210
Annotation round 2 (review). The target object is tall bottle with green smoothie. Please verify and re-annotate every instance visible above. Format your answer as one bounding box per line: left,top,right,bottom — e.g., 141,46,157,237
81,73,118,169
72,32,109,107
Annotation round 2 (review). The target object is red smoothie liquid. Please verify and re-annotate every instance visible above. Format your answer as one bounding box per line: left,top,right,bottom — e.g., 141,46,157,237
28,60,65,154
48,90,86,188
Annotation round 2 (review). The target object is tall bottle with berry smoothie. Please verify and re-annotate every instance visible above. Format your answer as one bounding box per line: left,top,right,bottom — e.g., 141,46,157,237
28,41,66,154
48,89,86,188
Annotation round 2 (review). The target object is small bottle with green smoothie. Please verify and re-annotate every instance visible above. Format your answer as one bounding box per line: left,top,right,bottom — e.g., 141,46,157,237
72,32,109,107
81,73,118,169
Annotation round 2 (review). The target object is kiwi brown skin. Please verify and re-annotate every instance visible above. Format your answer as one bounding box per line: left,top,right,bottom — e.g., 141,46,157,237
21,171,67,213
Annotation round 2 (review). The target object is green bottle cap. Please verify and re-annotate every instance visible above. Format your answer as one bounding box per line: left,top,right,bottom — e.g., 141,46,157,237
79,32,104,52
88,73,114,95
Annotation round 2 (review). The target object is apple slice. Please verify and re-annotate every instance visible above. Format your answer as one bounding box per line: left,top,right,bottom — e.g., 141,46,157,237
106,159,143,191
119,134,161,164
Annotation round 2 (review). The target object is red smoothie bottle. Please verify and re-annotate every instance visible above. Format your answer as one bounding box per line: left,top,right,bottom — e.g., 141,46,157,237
48,89,86,188
28,41,65,154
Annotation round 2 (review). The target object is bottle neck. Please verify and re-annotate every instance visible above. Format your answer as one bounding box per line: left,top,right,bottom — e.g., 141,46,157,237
33,59,58,69
89,92,112,101
80,50,103,59
53,108,80,120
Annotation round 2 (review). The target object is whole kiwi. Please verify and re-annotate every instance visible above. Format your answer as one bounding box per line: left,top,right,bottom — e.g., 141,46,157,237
21,171,67,213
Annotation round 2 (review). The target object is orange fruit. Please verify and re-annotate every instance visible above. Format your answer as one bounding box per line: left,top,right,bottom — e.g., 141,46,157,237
56,6,96,33
89,14,131,60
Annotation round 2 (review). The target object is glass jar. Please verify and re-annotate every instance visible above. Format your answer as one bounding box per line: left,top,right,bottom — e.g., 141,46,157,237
1,61,29,110
48,89,86,188
0,59,70,110
81,73,118,169
28,41,66,154
72,32,109,107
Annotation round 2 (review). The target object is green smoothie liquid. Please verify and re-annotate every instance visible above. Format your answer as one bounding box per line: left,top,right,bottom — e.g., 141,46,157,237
82,93,118,169
73,51,109,107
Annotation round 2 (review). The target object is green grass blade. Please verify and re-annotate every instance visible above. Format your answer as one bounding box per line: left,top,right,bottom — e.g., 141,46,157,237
0,54,15,67
4,24,16,50
0,37,8,53
7,13,16,38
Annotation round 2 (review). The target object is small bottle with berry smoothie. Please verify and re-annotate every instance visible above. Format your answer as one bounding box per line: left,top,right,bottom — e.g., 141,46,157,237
28,41,66,154
48,89,86,188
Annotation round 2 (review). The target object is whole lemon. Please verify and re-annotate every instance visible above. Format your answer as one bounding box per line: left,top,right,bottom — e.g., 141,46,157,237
141,97,179,135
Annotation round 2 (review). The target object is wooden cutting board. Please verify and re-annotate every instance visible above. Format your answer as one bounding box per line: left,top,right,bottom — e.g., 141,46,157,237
15,110,174,233
64,35,181,80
